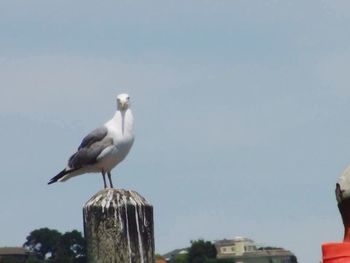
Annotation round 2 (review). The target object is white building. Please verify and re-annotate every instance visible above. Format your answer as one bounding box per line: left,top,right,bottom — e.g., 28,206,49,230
215,237,257,258
214,237,297,263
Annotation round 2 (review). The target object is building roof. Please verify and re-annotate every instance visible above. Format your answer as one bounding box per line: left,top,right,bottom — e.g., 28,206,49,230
0,247,29,255
215,237,255,246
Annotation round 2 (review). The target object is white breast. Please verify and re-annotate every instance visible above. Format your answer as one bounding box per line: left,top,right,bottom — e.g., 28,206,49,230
98,108,134,172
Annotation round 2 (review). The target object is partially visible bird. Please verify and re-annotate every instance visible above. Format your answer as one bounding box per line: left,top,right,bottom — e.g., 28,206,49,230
48,93,134,188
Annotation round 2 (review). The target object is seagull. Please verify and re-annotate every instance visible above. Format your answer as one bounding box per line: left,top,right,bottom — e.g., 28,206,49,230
48,93,134,188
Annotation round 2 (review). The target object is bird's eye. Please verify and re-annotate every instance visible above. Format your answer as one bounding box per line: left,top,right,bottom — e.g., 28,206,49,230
127,96,130,100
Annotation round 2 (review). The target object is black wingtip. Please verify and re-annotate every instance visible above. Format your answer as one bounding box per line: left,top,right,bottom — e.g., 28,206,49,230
47,179,56,185
47,169,69,185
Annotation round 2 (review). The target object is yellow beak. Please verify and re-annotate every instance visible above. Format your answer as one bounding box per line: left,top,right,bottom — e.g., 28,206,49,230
120,101,127,110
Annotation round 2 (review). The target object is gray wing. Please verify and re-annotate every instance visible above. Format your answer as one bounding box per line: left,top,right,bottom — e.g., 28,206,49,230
68,138,114,169
78,126,108,150
68,126,112,169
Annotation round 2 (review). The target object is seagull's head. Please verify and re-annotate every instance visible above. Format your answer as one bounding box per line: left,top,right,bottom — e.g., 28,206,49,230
117,93,131,111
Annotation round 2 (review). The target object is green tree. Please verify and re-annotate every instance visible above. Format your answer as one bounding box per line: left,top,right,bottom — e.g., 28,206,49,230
26,257,44,263
23,228,86,263
2,257,27,263
54,230,86,263
173,253,189,263
187,239,217,263
205,260,232,263
23,228,61,260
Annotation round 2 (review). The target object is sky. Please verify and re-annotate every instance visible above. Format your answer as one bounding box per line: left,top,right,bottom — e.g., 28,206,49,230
1,1,350,262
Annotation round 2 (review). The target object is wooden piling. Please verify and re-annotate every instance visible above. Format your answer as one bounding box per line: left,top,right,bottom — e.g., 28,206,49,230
83,189,154,263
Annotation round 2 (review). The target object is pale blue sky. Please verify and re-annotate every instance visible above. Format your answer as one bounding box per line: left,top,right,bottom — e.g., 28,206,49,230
1,1,350,262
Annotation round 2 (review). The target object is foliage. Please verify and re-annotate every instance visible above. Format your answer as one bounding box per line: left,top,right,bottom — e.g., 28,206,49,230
173,253,189,263
23,228,61,260
1,257,27,263
187,239,217,263
23,228,86,263
205,259,232,263
56,230,86,261
26,257,44,263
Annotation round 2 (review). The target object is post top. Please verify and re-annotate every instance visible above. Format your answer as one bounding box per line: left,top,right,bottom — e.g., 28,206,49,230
336,165,350,203
84,188,152,209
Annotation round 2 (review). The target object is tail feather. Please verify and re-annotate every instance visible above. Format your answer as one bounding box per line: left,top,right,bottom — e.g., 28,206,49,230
48,168,77,185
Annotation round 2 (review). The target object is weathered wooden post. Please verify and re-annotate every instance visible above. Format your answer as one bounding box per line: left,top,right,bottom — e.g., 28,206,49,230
83,189,154,263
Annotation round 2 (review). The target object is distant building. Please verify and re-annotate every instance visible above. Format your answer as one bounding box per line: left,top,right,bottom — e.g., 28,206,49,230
215,237,257,257
0,247,30,263
162,237,297,263
214,237,297,263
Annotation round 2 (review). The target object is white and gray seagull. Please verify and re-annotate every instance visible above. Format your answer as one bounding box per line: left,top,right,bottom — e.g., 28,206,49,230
48,93,134,188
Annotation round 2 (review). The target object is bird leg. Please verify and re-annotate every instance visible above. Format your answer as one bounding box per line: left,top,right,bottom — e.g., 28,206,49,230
107,172,114,188
101,171,107,189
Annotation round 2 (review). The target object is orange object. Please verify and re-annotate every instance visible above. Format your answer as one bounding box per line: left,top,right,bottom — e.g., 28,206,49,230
322,243,350,262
